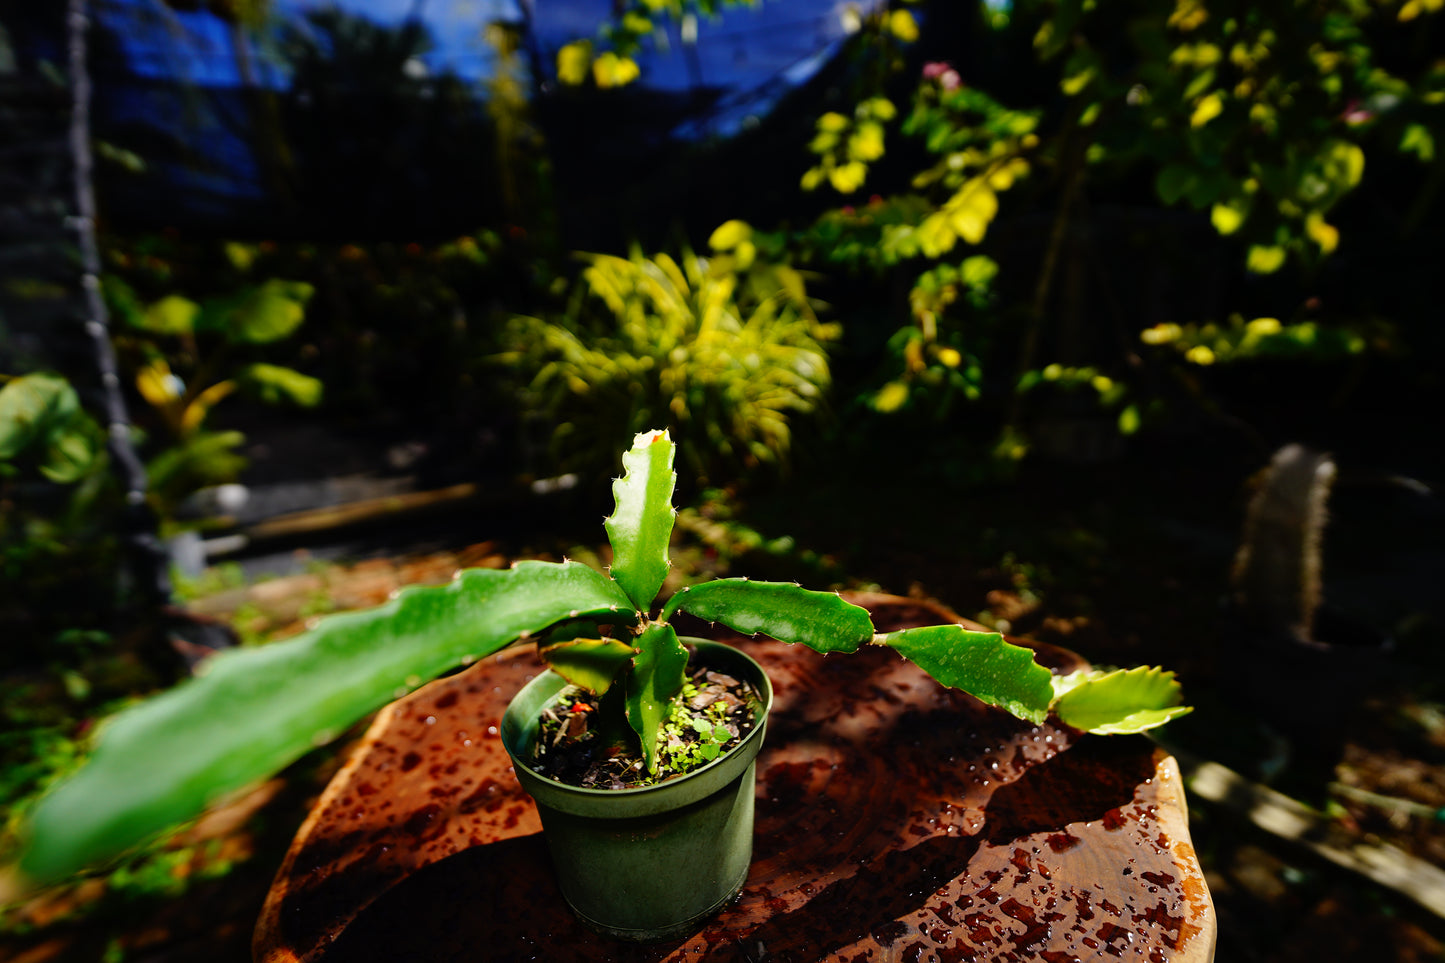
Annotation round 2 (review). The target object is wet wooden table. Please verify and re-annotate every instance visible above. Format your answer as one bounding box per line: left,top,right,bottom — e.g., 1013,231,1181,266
255,594,1216,962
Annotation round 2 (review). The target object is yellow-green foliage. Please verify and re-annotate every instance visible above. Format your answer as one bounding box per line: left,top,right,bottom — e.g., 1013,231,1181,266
501,246,837,482
1139,315,1388,365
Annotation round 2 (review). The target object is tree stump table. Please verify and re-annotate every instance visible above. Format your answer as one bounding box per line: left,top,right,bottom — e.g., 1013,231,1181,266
254,594,1216,962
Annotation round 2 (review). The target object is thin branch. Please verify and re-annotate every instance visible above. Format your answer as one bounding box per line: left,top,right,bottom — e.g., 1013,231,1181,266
69,0,173,608
1007,120,1087,429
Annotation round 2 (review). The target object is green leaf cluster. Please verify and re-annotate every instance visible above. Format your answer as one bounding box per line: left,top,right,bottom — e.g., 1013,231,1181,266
7,429,1190,893
0,374,106,485
770,0,1436,470
1024,0,1419,271
868,257,999,418
102,276,320,521
658,688,741,770
553,0,759,91
499,246,835,484
1138,314,1385,365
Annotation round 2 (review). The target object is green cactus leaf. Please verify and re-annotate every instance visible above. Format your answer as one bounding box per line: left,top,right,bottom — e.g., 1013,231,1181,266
16,560,635,887
625,623,689,773
1053,667,1191,735
663,579,874,653
879,626,1055,725
540,638,638,695
605,429,678,613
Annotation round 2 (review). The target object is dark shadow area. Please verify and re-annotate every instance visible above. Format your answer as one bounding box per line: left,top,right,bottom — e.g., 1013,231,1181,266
319,834,693,963
980,734,1160,845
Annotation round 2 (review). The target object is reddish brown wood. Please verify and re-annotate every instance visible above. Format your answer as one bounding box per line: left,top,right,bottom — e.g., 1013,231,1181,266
255,595,1215,962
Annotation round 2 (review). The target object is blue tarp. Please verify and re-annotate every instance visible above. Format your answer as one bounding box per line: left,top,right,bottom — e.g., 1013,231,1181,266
86,0,879,234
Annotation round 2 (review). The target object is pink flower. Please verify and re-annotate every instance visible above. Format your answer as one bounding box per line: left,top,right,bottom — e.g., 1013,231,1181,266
923,62,962,91
1341,99,1373,125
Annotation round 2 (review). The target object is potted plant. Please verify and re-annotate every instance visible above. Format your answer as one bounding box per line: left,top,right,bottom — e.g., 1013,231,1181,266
3,430,1189,939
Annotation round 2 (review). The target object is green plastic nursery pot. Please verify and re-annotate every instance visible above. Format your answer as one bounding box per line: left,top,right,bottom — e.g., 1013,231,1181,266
501,639,772,942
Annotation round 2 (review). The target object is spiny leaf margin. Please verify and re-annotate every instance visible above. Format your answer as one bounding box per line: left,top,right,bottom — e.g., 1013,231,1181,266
540,638,638,695
605,429,678,613
1052,666,1191,735
17,560,634,887
879,625,1055,725
625,623,690,773
664,579,875,653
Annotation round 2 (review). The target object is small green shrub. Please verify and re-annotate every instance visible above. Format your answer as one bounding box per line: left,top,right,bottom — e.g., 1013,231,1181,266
499,245,837,485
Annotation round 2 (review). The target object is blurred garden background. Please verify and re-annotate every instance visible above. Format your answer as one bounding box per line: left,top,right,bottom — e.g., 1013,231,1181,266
3,0,1445,959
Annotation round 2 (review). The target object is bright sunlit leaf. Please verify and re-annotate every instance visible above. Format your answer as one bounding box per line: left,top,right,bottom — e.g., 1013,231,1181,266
1397,0,1442,21
947,179,999,245
1168,0,1208,31
733,240,757,270
135,360,181,407
1305,212,1340,254
179,381,237,434
1140,322,1182,345
621,12,652,35
1054,667,1190,735
708,219,752,252
1210,199,1247,235
829,161,868,194
225,280,313,344
223,242,255,272
1117,404,1141,435
987,157,1029,192
848,122,886,162
605,429,677,613
141,296,200,336
961,255,999,288
1401,124,1436,162
1246,244,1287,274
888,9,919,42
556,41,591,85
873,381,910,412
1190,92,1224,128
862,97,897,121
1321,140,1365,191
1061,67,1095,97
237,363,322,408
593,52,640,89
